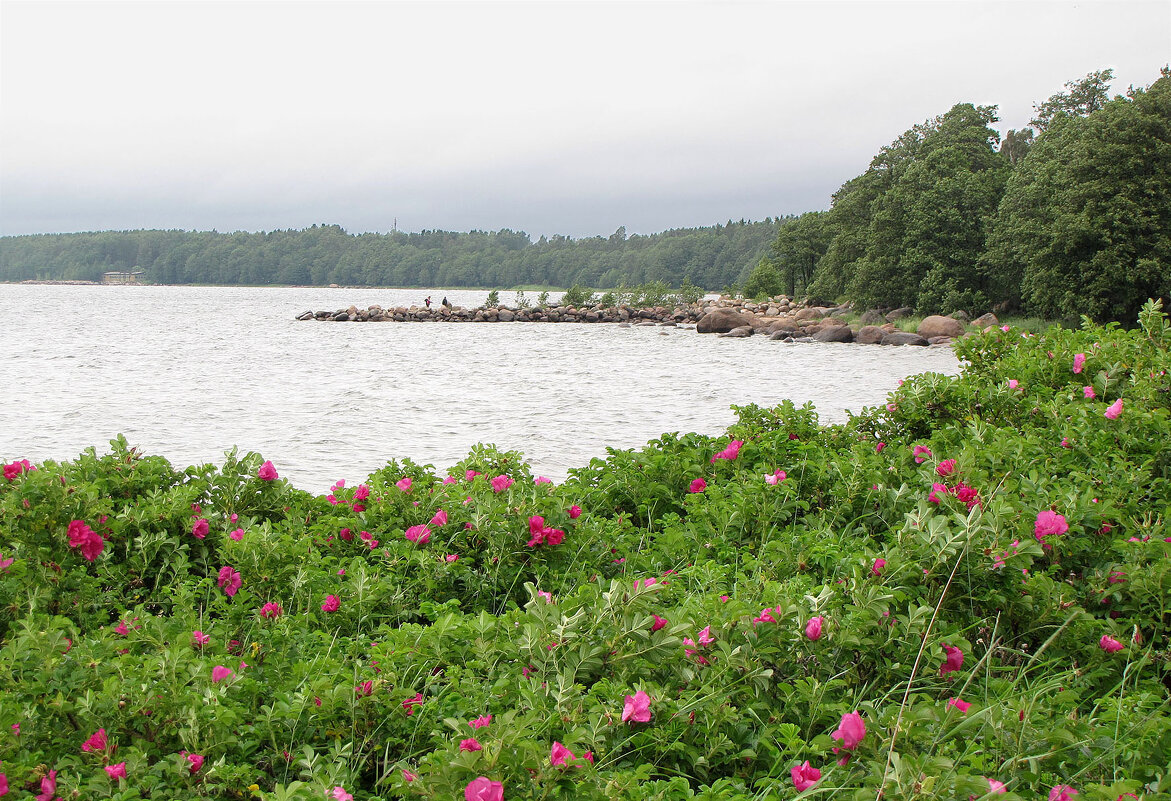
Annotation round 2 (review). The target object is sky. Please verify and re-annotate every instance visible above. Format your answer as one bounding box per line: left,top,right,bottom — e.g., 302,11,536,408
1,0,1168,239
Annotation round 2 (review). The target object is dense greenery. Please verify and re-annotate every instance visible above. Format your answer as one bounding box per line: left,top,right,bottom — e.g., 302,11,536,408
770,70,1170,322
3,301,1169,800
0,220,778,292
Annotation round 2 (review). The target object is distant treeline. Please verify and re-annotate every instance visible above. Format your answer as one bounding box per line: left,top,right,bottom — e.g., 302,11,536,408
0,220,779,292
759,69,1171,323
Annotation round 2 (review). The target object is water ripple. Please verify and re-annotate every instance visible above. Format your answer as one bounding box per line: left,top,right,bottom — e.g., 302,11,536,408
0,285,960,488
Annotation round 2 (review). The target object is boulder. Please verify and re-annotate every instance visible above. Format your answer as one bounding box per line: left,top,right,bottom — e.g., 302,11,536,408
697,308,754,333
858,309,885,325
719,326,754,338
855,325,888,344
769,331,794,341
296,311,314,321
881,331,929,346
793,307,825,321
497,309,515,322
885,307,913,321
767,319,800,334
917,315,966,339
927,336,954,345
949,310,970,322
813,325,853,343
971,312,999,328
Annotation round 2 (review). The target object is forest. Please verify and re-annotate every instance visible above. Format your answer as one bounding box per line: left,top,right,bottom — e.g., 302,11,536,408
763,68,1170,323
0,220,778,294
1,69,1168,323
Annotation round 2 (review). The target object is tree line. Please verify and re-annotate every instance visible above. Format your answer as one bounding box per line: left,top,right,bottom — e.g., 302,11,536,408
757,68,1170,323
0,219,779,293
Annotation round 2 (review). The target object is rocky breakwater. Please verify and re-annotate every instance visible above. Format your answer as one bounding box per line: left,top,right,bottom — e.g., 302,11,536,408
295,301,709,326
694,298,1003,347
294,297,1002,347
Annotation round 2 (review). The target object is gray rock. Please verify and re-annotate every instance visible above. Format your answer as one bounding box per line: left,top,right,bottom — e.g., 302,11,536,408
881,331,929,346
949,310,970,322
697,308,754,333
927,336,954,345
885,307,914,321
858,309,885,325
719,326,754,337
856,325,887,344
813,325,854,343
917,315,966,339
971,312,999,328
497,309,515,322
296,311,314,321
793,307,825,321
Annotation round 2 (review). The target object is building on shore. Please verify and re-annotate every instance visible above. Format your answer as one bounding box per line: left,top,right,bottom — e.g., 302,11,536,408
102,270,146,285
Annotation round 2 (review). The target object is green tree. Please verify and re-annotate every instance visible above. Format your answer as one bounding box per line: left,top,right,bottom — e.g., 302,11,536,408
741,257,784,299
847,104,1010,313
982,74,1171,322
1030,69,1114,131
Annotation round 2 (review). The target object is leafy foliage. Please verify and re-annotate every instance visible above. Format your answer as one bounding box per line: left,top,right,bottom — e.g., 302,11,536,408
3,305,1170,799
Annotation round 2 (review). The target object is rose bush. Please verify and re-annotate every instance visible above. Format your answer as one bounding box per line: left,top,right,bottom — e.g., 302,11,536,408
1,301,1168,799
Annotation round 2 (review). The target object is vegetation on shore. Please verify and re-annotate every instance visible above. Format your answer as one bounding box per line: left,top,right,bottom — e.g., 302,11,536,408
764,69,1170,324
2,301,1169,800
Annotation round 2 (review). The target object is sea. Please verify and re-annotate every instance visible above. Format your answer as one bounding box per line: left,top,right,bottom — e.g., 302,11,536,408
0,285,960,491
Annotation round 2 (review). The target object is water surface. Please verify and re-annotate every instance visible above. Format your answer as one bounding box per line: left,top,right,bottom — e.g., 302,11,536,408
0,285,960,490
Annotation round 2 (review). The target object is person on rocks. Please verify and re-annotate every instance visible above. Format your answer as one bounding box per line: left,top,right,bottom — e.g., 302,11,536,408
424,296,432,308
442,296,449,308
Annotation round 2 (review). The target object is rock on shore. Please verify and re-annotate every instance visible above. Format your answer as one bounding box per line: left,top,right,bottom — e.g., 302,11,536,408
296,296,997,347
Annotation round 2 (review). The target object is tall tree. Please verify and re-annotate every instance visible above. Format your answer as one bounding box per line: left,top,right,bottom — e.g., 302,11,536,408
1030,69,1114,131
982,74,1171,322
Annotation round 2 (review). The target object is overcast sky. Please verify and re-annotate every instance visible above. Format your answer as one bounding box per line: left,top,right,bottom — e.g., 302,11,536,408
1,0,1168,239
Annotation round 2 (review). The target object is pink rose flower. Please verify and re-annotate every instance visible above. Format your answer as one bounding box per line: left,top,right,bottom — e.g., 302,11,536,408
229,527,244,541
192,518,209,539
321,594,340,612
568,504,582,519
217,566,242,597
1083,385,1096,399
490,475,513,493
804,616,824,641
464,777,504,801
1072,353,1085,373
831,710,866,750
183,752,204,774
259,601,283,618
105,762,127,780
460,738,483,752
1034,510,1069,545
550,740,574,766
710,440,743,462
936,459,956,477
651,614,668,632
67,519,105,562
257,460,278,481
430,509,448,527
395,477,412,492
940,644,964,676
1099,635,1124,653
468,714,492,729
947,697,971,713
622,690,652,723
211,665,234,683
1105,398,1123,419
81,728,108,753
871,558,886,576
1049,785,1079,801
193,630,210,647
791,760,821,792
689,478,707,493
913,445,932,464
